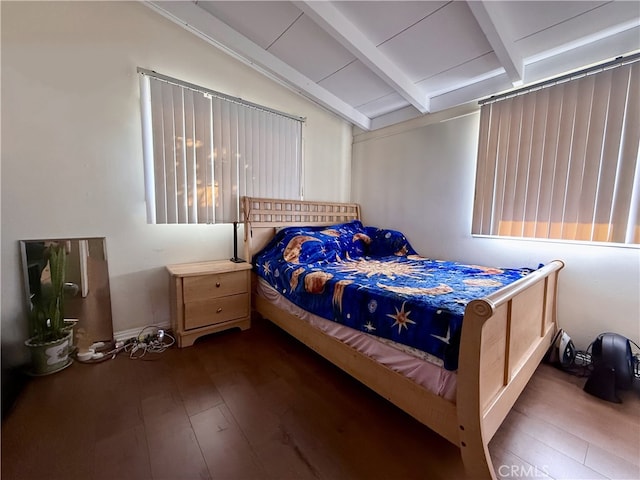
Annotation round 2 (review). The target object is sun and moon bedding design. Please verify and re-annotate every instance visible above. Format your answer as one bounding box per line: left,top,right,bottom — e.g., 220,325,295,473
253,221,534,370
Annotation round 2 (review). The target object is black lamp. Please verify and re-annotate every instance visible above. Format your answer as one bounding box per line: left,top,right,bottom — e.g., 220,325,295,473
230,220,245,263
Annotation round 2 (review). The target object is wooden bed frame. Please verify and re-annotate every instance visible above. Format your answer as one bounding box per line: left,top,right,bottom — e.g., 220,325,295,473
241,196,564,479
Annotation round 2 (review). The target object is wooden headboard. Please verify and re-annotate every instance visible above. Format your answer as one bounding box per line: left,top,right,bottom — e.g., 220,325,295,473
241,196,361,261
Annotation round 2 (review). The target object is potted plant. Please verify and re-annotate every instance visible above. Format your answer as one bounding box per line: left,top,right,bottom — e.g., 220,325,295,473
24,241,74,375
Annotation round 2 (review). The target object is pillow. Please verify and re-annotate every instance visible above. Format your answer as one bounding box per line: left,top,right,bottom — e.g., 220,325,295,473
319,221,369,259
281,230,342,264
275,220,364,238
364,226,417,257
255,220,368,267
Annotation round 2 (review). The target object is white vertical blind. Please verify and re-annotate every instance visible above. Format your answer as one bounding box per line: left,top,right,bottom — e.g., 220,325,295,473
140,72,303,224
473,60,640,245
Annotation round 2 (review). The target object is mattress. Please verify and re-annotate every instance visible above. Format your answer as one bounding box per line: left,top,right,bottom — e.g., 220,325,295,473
257,278,457,402
253,221,534,370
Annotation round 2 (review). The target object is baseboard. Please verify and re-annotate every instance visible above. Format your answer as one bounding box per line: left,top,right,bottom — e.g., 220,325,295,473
113,322,171,342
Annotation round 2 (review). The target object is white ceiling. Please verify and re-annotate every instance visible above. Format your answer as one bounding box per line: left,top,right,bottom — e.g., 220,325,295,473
146,1,640,131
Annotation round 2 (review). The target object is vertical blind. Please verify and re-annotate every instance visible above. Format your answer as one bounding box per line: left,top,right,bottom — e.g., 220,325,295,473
473,59,640,245
139,71,303,224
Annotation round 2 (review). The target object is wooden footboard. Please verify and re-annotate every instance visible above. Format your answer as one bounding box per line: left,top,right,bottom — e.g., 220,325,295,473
457,260,564,478
242,196,564,480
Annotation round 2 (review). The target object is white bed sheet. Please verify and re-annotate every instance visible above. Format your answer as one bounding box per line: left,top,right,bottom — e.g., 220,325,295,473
257,278,457,402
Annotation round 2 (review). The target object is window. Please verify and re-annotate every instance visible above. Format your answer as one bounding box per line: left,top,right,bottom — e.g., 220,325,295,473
472,56,639,245
139,69,303,224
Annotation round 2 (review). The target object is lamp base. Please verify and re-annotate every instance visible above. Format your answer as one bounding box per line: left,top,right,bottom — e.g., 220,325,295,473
230,221,245,264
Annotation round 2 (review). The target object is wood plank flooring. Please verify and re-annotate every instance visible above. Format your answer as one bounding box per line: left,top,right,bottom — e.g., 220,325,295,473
2,317,639,480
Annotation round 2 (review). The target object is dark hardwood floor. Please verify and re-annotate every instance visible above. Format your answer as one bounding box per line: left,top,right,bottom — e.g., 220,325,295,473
2,317,639,480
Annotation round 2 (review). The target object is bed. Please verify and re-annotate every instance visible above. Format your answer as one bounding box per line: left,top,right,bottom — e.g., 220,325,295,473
241,196,564,480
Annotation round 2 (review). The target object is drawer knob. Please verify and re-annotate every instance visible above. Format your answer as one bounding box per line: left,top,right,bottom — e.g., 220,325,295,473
216,307,223,313
216,282,221,288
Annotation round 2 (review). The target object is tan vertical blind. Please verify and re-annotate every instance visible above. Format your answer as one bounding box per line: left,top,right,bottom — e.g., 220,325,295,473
473,60,640,245
140,72,303,224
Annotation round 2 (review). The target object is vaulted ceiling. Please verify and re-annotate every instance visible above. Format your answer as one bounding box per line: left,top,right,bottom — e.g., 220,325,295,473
146,1,640,131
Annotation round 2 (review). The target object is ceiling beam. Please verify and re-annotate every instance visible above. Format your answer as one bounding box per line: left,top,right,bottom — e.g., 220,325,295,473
296,0,430,114
143,1,372,130
467,1,523,85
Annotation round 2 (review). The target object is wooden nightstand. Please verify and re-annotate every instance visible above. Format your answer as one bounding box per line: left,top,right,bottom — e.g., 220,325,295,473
166,260,252,347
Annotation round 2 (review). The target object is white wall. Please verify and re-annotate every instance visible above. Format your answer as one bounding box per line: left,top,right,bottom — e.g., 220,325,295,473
352,109,640,350
1,1,352,365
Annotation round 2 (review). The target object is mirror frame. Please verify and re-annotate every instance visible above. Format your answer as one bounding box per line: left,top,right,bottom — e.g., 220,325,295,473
19,237,114,347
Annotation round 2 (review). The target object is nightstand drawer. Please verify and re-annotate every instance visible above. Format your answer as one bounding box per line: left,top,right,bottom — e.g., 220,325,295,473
183,270,247,303
184,293,249,330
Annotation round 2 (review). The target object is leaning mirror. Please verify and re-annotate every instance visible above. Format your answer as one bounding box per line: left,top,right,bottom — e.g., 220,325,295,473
20,238,113,354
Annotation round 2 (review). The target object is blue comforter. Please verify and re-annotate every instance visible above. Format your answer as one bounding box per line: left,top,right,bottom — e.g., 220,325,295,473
253,221,533,370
